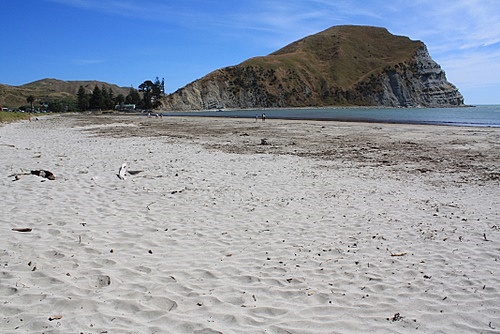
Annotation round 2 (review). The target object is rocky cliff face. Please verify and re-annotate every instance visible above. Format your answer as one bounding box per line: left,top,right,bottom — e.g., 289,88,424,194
362,45,464,107
162,26,464,110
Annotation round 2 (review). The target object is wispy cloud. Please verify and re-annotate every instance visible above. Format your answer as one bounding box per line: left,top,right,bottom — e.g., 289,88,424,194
43,0,500,44
440,48,500,88
44,0,183,22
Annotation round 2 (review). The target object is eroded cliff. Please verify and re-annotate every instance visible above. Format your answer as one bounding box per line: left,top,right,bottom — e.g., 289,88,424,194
162,25,463,110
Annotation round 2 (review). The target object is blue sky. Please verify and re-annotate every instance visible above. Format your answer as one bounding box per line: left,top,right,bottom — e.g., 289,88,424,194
1,0,499,104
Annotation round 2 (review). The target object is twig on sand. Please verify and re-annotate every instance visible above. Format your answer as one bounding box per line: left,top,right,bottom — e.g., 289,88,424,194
48,315,63,321
390,252,407,257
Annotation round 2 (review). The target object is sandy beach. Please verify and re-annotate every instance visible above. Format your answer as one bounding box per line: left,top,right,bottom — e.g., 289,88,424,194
1,114,499,334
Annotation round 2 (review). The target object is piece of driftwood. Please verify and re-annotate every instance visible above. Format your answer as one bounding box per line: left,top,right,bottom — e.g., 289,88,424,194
12,228,32,232
117,162,127,180
128,170,143,175
390,252,407,257
31,170,56,180
9,170,56,181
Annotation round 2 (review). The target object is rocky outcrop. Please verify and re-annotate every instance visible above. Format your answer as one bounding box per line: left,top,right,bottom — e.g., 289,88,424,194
361,45,464,107
162,25,464,110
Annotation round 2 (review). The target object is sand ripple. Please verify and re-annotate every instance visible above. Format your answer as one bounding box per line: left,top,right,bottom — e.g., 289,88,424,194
1,116,499,333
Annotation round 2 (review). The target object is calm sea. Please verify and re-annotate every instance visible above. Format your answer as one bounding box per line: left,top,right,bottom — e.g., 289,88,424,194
163,105,500,127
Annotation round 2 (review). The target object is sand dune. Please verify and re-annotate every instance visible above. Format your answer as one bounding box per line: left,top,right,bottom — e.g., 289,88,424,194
1,115,499,333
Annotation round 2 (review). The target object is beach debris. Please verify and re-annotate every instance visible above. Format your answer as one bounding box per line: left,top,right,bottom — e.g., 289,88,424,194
12,228,32,233
388,313,404,322
117,162,127,180
48,315,63,321
128,170,143,175
31,170,56,180
390,252,407,257
260,138,269,145
97,275,111,287
9,170,55,181
27,261,37,271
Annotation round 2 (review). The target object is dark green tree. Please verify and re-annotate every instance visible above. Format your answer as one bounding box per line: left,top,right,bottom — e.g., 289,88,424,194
26,95,35,112
115,94,125,107
77,86,90,111
89,85,104,110
48,97,77,112
154,77,165,97
98,85,115,110
138,80,155,110
106,88,115,110
138,78,165,109
125,88,141,105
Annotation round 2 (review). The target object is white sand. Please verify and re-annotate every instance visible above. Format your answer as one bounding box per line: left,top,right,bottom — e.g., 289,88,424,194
1,115,499,333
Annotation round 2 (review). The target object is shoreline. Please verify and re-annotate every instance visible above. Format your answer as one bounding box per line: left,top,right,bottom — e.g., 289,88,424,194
1,115,499,333
152,104,498,128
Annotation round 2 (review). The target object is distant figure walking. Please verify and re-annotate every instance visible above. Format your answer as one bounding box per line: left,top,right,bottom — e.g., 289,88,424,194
262,113,266,121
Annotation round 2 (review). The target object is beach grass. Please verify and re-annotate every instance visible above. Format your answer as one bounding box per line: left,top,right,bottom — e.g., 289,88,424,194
0,111,31,123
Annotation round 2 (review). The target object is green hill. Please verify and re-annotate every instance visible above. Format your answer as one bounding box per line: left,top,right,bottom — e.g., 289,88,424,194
0,79,130,110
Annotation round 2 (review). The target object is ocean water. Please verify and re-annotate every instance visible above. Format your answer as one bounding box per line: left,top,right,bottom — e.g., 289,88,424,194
163,105,500,127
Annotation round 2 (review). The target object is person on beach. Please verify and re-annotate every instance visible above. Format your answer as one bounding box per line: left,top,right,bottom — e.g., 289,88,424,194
262,113,266,121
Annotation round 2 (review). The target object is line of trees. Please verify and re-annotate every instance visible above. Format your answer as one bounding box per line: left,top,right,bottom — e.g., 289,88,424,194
20,95,78,113
76,77,165,111
77,85,121,111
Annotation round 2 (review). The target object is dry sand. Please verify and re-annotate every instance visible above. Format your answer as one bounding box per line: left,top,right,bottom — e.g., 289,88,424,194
1,114,499,333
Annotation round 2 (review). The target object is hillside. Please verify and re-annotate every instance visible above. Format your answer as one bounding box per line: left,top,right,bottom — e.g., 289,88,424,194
0,79,131,109
163,25,464,110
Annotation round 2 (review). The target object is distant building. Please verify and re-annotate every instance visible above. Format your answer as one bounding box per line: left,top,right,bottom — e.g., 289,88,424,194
115,104,136,111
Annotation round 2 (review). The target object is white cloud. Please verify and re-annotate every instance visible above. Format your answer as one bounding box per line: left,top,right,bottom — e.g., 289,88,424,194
440,49,500,89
